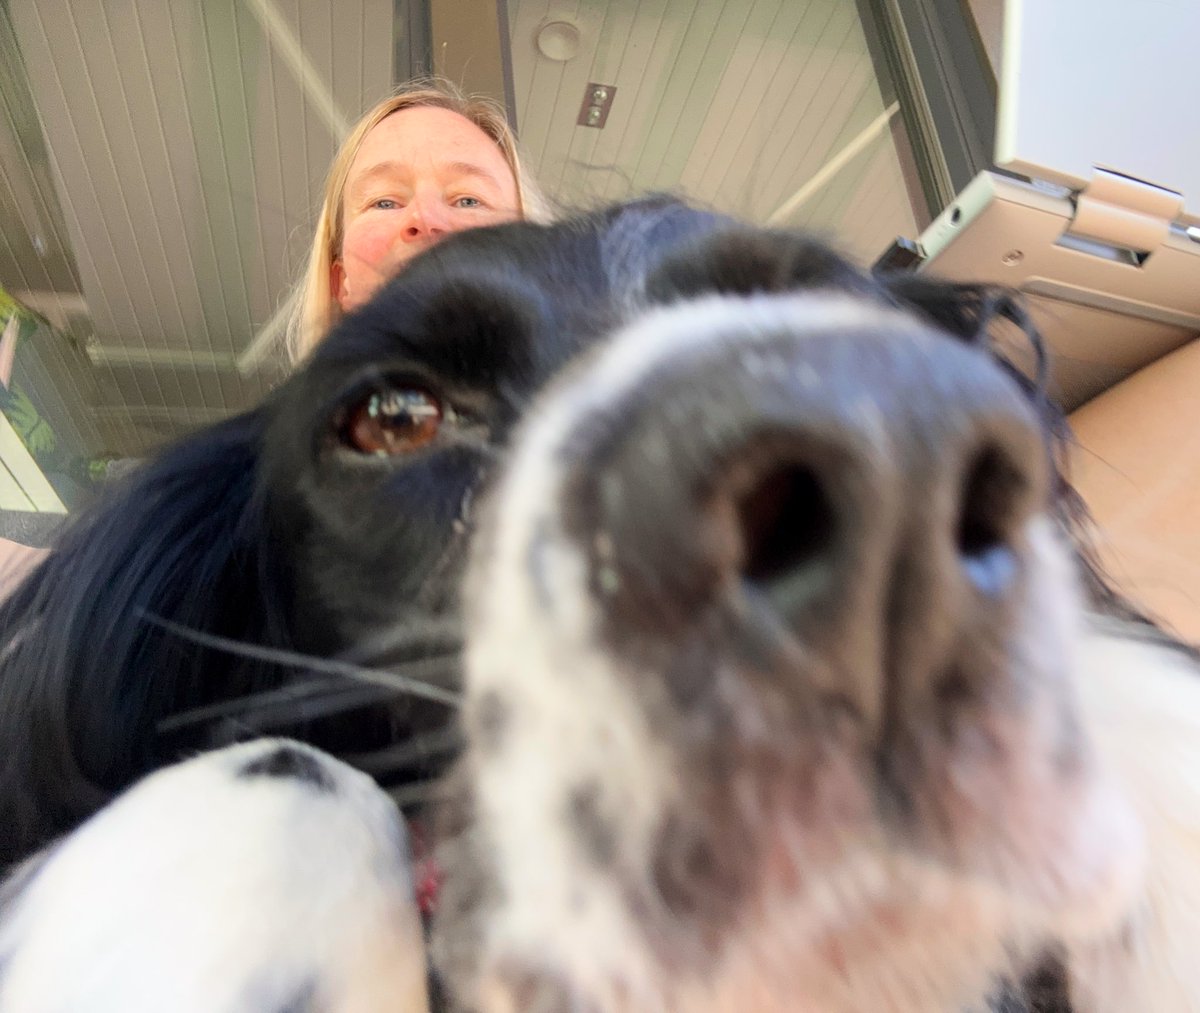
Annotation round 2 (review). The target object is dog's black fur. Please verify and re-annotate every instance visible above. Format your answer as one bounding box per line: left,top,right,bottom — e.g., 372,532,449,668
0,198,1180,1012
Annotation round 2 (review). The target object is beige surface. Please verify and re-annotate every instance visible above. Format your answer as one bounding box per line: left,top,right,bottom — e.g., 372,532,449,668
964,0,1003,78
1069,339,1200,643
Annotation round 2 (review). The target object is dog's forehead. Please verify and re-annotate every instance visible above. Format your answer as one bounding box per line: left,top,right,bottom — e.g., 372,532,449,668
593,198,731,299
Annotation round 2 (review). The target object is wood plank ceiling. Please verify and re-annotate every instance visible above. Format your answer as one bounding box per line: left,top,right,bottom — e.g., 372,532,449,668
0,0,926,462
508,0,926,259
2,0,395,456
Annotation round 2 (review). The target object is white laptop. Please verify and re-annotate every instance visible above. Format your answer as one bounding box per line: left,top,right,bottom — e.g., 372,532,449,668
911,0,1200,411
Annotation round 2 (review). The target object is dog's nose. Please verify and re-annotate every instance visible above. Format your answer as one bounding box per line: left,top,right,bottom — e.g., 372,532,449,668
560,296,1051,727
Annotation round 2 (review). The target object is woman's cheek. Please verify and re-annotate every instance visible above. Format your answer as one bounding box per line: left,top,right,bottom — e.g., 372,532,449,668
343,217,401,274
340,217,402,305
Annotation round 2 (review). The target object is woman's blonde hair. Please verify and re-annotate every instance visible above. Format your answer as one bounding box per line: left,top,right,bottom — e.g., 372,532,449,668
285,79,550,362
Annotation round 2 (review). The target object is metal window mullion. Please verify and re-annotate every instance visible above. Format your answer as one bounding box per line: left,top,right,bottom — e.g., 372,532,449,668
856,0,996,217
393,0,433,84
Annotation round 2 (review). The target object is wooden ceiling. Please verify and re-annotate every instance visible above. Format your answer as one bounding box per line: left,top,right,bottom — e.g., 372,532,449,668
507,0,925,257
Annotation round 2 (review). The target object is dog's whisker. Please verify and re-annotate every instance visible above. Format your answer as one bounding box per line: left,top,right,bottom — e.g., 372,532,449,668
156,680,333,733
155,654,460,735
340,727,464,776
214,665,458,735
139,612,462,708
209,697,383,742
336,616,464,666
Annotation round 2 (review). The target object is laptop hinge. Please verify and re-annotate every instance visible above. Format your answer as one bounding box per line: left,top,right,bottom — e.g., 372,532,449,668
1066,168,1184,255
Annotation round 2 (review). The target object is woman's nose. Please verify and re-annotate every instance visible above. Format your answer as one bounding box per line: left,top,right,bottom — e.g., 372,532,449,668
401,195,451,242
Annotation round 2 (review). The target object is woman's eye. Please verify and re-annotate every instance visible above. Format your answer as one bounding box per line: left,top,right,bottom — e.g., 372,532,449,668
453,196,483,209
371,198,400,210
339,386,443,456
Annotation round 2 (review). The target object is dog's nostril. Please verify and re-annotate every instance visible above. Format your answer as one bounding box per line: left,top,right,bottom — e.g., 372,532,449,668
735,463,835,590
957,446,1026,598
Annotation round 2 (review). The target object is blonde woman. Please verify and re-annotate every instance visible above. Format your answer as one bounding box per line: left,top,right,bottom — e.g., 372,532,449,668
0,83,548,593
287,80,551,362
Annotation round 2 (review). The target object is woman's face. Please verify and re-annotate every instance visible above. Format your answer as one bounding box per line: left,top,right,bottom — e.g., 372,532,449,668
333,106,522,311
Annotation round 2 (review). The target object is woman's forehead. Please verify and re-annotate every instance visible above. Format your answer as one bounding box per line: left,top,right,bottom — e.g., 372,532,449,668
348,106,514,186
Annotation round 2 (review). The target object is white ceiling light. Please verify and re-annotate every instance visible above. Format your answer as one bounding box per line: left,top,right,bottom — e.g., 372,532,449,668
535,20,580,62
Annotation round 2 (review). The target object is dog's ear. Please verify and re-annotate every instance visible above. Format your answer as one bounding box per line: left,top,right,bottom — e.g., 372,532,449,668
877,273,1064,445
878,274,1047,375
0,408,290,867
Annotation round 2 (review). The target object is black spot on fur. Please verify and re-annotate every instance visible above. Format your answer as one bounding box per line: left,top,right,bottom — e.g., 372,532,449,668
238,746,336,792
493,964,598,1013
271,980,319,1013
567,782,616,868
989,954,1072,1011
244,977,320,1013
650,811,747,929
473,690,511,756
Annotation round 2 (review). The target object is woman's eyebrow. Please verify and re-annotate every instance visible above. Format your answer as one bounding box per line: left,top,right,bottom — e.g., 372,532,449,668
347,161,406,199
444,161,505,189
348,160,505,197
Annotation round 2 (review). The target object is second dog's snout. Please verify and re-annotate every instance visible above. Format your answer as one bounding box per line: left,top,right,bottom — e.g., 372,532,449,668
560,299,1051,720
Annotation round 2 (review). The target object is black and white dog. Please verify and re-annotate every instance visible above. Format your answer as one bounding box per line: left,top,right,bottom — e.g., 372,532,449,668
0,199,1197,1011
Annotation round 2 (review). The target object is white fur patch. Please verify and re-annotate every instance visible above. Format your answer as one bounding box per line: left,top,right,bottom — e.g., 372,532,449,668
0,740,427,1013
1068,628,1200,1011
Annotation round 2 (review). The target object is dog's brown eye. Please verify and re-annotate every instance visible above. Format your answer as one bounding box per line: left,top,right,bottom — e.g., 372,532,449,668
342,387,442,455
